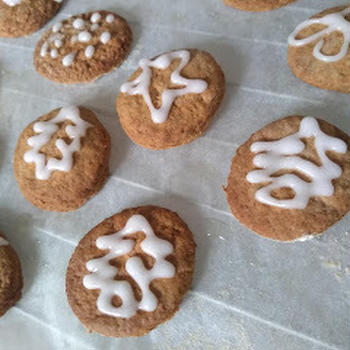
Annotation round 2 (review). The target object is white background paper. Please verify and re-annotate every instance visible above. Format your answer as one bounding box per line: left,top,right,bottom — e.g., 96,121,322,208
0,0,349,349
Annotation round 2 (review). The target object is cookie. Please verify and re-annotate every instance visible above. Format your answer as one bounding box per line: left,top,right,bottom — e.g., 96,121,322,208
288,6,350,93
225,116,350,241
223,0,296,12
116,49,225,150
0,232,23,317
14,106,111,212
66,206,196,337
34,11,132,84
0,0,62,38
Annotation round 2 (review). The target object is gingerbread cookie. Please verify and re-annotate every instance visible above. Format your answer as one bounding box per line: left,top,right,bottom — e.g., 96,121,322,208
66,206,196,337
34,11,132,84
0,0,62,38
14,106,111,212
225,116,350,241
223,0,296,12
288,6,350,93
116,49,225,149
0,232,23,317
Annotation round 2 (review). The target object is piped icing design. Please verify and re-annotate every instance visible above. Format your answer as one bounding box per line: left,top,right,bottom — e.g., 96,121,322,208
0,237,9,246
83,214,176,318
246,117,347,209
288,7,350,62
40,12,115,67
23,106,92,180
120,50,208,124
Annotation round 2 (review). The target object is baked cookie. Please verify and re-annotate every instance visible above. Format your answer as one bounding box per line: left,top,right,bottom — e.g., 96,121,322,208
14,106,111,212
225,116,350,241
66,206,196,337
288,6,350,93
0,232,23,317
116,49,225,149
0,0,62,38
34,11,132,84
223,0,296,12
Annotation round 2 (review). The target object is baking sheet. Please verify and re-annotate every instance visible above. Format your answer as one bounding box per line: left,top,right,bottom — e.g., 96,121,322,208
0,0,349,349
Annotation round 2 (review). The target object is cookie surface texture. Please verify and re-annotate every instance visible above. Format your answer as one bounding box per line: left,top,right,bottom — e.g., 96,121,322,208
66,206,196,337
0,0,62,38
14,106,111,212
223,0,296,11
0,232,23,317
116,49,225,149
34,11,132,83
225,115,350,241
288,6,350,93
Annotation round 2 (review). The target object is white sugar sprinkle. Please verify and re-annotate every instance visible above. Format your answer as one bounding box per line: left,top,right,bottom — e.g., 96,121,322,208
78,31,91,43
50,49,58,59
40,42,49,57
90,23,99,31
52,22,62,33
90,13,101,23
100,31,111,44
106,14,115,23
54,39,62,48
73,18,85,30
85,45,95,59
62,53,75,67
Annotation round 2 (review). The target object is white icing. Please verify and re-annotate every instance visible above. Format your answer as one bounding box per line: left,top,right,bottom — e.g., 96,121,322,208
2,0,22,7
85,45,95,59
40,42,49,57
78,31,91,43
54,39,62,48
90,23,99,31
50,49,58,59
54,0,62,3
23,106,92,180
100,31,111,44
70,35,78,43
0,237,9,246
246,117,347,209
120,50,208,124
73,18,85,30
91,13,101,24
288,7,350,62
52,22,62,33
83,215,175,318
62,53,75,67
106,14,115,23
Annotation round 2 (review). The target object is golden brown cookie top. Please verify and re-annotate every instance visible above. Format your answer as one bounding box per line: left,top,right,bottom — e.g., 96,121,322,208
66,206,196,337
225,115,350,241
287,6,350,93
116,48,225,149
223,0,296,12
0,0,62,37
34,10,132,84
14,106,111,212
0,232,23,317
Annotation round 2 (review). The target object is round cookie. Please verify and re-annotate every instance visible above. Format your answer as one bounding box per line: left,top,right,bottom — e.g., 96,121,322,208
116,49,225,150
0,0,62,38
34,11,132,84
14,106,111,212
0,232,23,317
288,6,350,93
223,0,296,12
66,206,196,337
225,115,350,241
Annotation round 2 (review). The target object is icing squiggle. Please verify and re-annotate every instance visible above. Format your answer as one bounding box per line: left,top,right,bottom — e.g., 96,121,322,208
0,237,9,246
120,50,208,124
288,7,350,62
83,215,175,318
246,117,347,209
23,106,92,180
